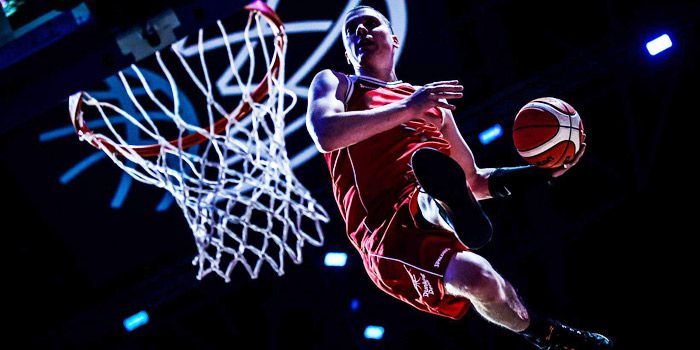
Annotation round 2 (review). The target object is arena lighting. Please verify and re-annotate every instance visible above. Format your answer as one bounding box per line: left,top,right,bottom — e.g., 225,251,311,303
479,124,503,145
324,252,347,267
123,311,149,332
350,298,360,312
646,34,672,56
364,325,385,340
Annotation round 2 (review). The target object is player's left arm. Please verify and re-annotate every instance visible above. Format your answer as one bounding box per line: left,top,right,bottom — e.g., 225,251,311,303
439,107,495,200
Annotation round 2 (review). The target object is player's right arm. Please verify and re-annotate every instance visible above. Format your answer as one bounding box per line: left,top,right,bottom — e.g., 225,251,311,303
306,70,462,153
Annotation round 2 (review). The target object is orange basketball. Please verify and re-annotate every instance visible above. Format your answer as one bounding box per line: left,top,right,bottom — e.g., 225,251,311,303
512,97,584,168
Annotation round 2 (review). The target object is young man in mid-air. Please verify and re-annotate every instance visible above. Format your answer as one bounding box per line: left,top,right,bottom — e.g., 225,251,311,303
306,5,611,349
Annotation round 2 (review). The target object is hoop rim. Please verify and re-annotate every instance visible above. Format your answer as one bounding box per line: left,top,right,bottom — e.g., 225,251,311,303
69,0,286,157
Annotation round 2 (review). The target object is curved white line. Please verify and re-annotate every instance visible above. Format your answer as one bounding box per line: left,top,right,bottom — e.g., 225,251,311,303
286,0,362,88
174,20,335,57
387,0,408,64
367,253,443,278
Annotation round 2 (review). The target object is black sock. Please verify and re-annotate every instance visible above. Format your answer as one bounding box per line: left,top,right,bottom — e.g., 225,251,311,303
519,313,552,339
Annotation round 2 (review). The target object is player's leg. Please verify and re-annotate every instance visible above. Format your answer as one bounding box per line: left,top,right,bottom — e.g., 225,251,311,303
443,250,530,331
444,251,614,349
411,147,492,249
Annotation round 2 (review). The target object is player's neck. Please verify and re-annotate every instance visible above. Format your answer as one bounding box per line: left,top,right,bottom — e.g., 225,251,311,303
356,66,398,83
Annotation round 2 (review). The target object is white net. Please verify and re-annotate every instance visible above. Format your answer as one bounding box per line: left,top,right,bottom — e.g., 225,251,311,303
69,3,328,282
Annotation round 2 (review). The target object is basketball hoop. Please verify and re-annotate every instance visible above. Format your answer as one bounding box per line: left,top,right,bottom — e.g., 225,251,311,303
68,1,328,282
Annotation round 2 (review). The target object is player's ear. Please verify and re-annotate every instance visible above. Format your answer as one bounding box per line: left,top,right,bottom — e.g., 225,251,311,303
392,35,400,48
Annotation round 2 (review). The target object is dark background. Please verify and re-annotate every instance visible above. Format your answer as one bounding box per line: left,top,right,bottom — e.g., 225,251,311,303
1,0,695,348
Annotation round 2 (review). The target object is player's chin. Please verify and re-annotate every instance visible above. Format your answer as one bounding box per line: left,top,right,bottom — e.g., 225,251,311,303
358,54,379,66
357,49,374,58
357,46,383,58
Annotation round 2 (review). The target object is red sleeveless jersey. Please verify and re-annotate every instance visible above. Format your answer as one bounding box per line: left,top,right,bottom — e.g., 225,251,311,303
321,73,470,320
323,74,452,246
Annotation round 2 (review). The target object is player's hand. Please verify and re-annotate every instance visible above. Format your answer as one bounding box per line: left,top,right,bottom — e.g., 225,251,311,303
552,137,586,178
406,80,463,126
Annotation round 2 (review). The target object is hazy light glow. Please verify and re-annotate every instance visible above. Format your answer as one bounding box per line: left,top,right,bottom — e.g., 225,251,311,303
479,124,503,145
364,325,385,340
646,34,672,56
123,311,149,332
324,252,347,267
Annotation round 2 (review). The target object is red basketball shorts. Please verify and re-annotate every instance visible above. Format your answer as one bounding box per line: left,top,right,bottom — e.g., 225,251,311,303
357,186,471,320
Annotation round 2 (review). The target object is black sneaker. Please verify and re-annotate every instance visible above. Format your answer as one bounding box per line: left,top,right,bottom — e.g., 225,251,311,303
410,148,493,249
524,320,614,349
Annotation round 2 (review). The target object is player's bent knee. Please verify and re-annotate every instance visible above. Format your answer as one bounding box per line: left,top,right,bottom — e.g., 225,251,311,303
444,251,502,302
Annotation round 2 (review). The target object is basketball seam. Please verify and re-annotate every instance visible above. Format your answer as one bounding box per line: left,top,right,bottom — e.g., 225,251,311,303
551,141,572,167
551,115,575,166
521,141,571,163
533,100,574,116
513,125,582,132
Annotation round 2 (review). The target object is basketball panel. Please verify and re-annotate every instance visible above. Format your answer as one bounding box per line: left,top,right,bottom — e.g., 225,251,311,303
531,97,577,116
521,140,576,168
513,125,560,152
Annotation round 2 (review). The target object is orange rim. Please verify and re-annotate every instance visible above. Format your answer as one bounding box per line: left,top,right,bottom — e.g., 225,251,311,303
71,0,286,157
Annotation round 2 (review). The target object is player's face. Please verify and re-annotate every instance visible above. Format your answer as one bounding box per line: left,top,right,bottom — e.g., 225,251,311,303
343,9,398,68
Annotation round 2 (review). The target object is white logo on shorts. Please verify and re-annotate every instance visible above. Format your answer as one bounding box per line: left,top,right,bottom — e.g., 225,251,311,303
408,272,435,298
420,273,434,297
434,248,451,268
410,272,435,298
409,272,420,290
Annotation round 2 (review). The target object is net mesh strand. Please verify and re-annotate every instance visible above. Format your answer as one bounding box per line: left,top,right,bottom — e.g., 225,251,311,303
69,9,328,282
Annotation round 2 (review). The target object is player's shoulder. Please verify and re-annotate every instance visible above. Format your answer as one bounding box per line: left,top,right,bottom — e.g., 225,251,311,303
312,69,350,85
311,69,351,96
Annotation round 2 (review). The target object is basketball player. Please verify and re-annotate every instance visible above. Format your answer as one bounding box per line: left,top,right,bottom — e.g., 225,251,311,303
306,6,611,349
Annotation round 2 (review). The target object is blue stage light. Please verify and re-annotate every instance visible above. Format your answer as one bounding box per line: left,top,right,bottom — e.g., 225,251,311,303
364,325,385,340
479,124,503,145
646,34,672,56
123,311,149,332
324,252,347,267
